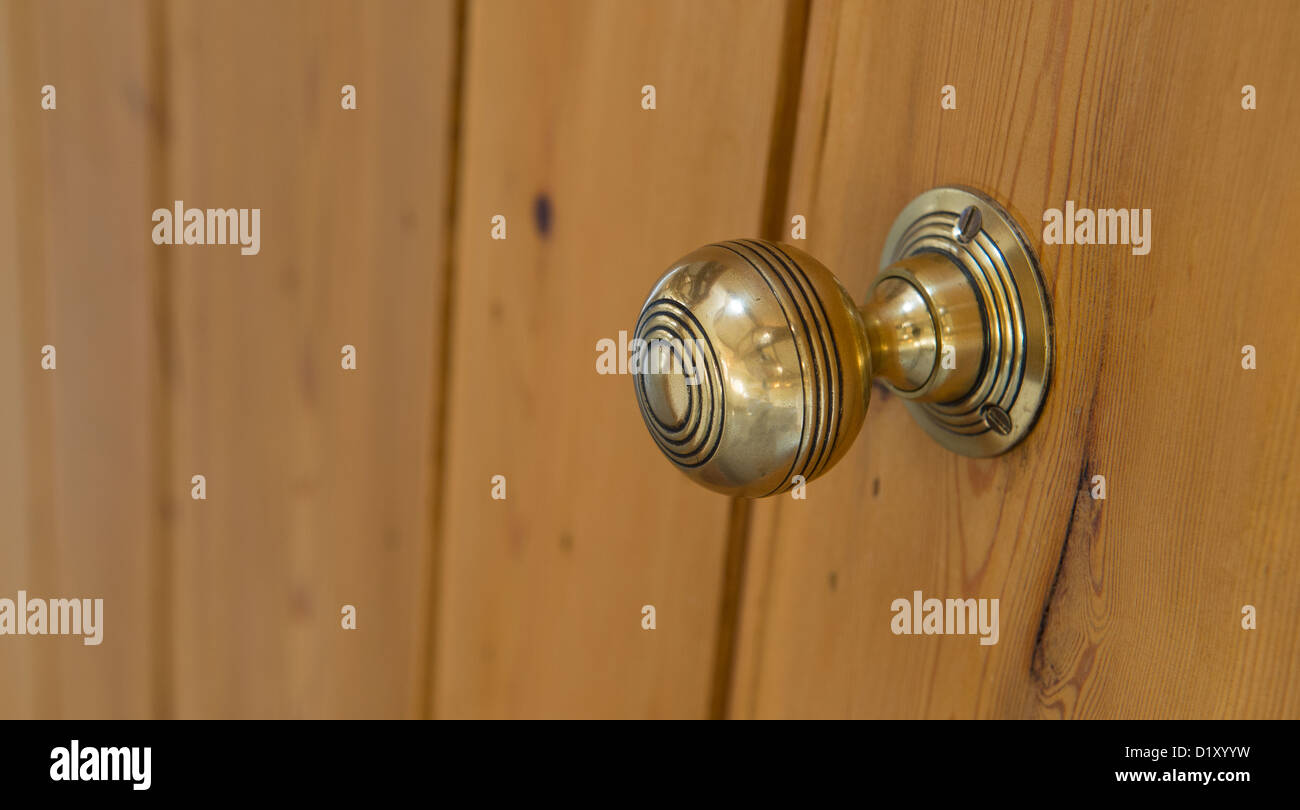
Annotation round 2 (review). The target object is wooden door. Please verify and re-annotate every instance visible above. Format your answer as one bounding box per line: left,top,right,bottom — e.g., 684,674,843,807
2,0,460,719
432,0,802,719
3,0,1297,720
727,0,1300,719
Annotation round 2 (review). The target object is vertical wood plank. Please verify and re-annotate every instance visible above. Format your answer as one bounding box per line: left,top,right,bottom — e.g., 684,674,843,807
731,0,1300,718
0,0,37,716
0,0,160,718
432,0,793,718
165,0,457,717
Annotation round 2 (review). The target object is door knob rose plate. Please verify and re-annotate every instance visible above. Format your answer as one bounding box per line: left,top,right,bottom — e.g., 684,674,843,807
632,185,1053,497
877,186,1053,457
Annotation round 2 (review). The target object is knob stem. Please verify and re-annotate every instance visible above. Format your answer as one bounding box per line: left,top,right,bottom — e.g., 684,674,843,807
861,252,986,404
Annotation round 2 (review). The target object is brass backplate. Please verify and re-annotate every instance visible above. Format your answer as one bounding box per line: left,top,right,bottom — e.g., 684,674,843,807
877,186,1053,457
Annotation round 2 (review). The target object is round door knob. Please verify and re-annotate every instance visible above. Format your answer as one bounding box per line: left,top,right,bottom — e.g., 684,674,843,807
632,186,1053,498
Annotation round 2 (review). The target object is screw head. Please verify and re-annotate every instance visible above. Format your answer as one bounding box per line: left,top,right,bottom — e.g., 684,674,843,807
981,404,1013,435
955,205,982,243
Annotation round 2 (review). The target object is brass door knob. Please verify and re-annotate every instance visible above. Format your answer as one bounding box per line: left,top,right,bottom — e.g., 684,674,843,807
632,186,1053,497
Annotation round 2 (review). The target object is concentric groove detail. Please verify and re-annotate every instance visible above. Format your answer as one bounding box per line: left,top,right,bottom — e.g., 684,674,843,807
887,211,1029,437
756,241,844,483
876,183,1053,460
632,297,725,468
713,240,843,496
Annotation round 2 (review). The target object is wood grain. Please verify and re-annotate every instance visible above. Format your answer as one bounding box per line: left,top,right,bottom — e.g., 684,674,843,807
164,0,457,718
431,0,794,718
730,0,1300,719
6,0,1296,720
0,0,161,718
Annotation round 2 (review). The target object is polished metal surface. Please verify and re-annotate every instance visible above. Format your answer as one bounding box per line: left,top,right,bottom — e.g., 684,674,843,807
878,186,1053,457
632,240,871,497
632,186,1053,497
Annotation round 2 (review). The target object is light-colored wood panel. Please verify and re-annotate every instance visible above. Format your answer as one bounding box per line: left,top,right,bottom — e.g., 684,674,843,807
0,0,161,718
0,0,38,717
433,0,794,718
732,0,1300,719
165,0,456,718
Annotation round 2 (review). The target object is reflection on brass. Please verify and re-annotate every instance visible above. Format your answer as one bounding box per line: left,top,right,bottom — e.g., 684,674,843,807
632,186,1053,497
